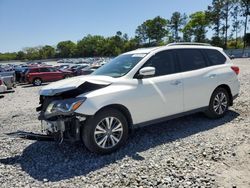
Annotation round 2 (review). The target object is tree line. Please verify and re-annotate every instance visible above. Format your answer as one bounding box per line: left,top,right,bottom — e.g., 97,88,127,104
0,0,249,61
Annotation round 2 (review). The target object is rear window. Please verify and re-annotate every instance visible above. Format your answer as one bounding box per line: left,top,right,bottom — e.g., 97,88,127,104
177,49,207,72
203,49,226,65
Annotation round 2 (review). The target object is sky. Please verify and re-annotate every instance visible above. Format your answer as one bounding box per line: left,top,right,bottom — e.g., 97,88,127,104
0,0,212,53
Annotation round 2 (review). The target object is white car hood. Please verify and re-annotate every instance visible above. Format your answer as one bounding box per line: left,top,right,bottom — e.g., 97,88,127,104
39,75,114,96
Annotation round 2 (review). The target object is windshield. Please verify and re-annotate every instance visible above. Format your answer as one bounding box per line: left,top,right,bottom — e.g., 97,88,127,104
92,53,147,78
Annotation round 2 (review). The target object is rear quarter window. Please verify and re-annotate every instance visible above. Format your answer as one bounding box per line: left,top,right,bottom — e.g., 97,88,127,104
203,49,226,66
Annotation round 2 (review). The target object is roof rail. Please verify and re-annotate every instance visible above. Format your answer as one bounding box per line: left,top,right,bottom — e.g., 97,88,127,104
167,42,212,47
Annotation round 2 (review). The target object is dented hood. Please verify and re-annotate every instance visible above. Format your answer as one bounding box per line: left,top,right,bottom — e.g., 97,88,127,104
39,75,114,96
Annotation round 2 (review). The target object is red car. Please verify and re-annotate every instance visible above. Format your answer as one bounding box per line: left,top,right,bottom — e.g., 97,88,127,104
26,66,73,86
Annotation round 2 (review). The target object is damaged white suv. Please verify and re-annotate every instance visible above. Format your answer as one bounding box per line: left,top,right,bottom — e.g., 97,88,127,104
36,43,240,154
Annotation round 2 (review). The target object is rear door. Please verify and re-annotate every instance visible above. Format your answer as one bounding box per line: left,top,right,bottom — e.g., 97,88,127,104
48,67,64,81
39,67,53,81
176,49,216,112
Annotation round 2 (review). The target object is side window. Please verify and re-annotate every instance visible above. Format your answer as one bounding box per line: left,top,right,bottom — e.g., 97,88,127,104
203,49,226,66
143,50,177,77
39,68,50,72
177,49,207,72
48,67,56,72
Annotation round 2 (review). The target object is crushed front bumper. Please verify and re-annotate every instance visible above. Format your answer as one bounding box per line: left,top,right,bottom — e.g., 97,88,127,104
7,116,85,143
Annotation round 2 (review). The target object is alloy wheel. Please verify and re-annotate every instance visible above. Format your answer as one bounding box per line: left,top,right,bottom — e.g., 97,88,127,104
94,117,123,149
213,92,228,115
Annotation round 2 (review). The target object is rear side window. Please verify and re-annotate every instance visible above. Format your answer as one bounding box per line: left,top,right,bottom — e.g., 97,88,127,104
177,49,207,72
143,50,177,76
48,67,56,72
203,49,226,65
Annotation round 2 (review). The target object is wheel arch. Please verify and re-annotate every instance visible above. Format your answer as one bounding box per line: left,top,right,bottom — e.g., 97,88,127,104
94,104,133,129
32,77,42,82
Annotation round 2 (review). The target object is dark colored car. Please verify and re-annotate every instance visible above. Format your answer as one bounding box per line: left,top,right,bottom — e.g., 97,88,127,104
15,66,29,83
80,65,101,75
70,64,89,76
26,66,73,86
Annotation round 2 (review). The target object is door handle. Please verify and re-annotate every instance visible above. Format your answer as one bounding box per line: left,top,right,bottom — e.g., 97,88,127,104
209,74,216,78
171,80,181,85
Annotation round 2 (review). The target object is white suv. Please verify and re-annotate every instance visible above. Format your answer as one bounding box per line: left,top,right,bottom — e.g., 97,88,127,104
37,43,240,154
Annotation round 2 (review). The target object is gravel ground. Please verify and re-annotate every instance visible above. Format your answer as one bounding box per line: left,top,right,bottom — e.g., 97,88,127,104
0,59,249,188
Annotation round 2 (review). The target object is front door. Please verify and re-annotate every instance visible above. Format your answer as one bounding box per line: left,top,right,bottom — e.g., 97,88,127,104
129,50,184,124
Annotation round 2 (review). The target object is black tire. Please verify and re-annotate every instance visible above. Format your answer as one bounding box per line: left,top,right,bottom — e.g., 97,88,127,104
82,108,129,154
205,88,230,119
32,78,42,86
64,75,70,79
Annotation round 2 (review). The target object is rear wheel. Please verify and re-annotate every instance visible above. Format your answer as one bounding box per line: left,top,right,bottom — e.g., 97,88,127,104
33,78,42,86
205,88,230,119
82,108,128,154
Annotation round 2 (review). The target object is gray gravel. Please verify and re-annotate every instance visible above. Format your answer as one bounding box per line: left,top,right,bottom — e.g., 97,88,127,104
0,59,250,188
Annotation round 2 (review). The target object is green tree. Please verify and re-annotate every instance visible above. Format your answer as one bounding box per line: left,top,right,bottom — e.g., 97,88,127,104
136,16,168,45
206,0,224,38
77,35,106,57
169,12,187,41
16,51,26,60
206,0,236,48
39,45,55,59
57,41,77,58
0,53,17,61
240,0,250,49
23,47,40,60
183,11,209,42
231,3,243,48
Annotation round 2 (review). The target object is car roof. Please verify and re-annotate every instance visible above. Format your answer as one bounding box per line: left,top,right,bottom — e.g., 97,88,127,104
125,44,223,55
125,47,161,54
29,66,52,70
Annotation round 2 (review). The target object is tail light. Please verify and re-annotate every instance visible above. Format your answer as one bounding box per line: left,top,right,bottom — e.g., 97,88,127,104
231,66,239,75
0,80,2,85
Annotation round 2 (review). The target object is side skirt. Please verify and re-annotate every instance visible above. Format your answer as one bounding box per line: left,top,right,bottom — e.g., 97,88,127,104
133,107,208,129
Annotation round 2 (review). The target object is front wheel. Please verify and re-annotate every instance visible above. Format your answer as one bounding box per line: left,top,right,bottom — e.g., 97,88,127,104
82,109,128,154
205,88,230,119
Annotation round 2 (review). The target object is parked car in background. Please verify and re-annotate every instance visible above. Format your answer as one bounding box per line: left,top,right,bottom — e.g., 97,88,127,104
15,65,31,83
26,66,73,86
0,76,15,89
0,77,7,93
70,64,89,76
80,65,101,75
0,68,16,89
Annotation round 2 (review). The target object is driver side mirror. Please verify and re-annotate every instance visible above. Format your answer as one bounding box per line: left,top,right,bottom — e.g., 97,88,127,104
138,67,155,78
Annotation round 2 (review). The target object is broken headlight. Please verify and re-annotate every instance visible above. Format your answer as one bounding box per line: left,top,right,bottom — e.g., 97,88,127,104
45,97,86,117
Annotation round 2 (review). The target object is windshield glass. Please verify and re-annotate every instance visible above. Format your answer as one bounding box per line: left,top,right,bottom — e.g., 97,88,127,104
92,53,147,78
